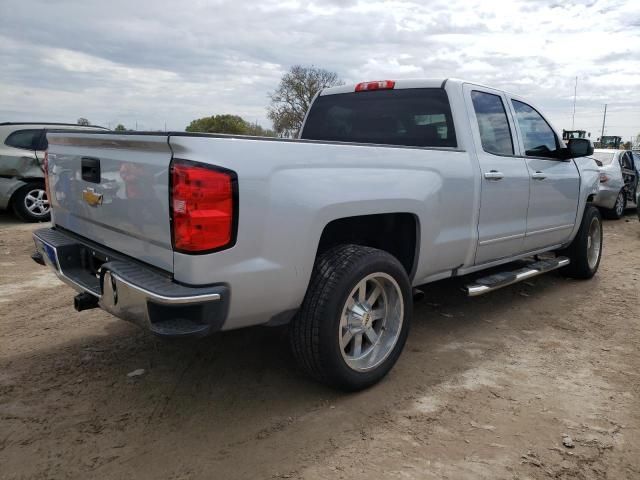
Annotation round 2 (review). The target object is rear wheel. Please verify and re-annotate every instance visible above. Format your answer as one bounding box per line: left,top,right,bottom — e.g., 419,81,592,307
289,245,411,391
603,190,626,220
558,205,602,279
12,182,50,222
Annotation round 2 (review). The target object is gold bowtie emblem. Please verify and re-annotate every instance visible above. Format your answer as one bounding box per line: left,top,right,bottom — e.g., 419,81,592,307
82,188,103,207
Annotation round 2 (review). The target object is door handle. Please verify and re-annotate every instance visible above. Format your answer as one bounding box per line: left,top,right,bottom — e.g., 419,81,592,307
484,170,504,180
531,171,546,180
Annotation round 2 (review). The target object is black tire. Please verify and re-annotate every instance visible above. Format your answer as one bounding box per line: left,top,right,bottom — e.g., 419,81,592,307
558,205,603,279
289,244,412,391
602,190,626,220
11,182,51,222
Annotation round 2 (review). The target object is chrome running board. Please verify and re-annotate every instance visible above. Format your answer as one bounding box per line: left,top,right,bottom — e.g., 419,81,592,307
465,257,570,296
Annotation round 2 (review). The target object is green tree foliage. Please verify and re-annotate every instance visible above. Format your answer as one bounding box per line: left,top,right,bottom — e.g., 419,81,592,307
114,124,127,132
267,65,343,137
185,114,275,137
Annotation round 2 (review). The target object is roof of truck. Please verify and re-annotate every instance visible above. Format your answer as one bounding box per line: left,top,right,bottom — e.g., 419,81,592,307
318,78,513,97
0,122,108,129
321,78,453,96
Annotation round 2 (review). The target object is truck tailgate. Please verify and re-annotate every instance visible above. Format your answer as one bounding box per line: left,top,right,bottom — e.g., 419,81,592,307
47,133,173,272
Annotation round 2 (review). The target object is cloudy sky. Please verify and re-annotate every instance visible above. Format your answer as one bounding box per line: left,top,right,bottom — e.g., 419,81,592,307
1,0,639,140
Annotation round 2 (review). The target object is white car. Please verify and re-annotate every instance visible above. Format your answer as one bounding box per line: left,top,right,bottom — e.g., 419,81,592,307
591,149,638,219
0,122,107,222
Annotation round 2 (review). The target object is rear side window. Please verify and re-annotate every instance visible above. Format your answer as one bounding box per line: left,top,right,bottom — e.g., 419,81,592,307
470,91,514,156
511,100,559,158
4,129,43,151
591,152,616,165
301,88,457,148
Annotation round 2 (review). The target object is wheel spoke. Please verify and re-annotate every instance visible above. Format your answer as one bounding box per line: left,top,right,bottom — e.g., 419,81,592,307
368,340,384,364
366,285,381,307
342,329,354,348
37,190,44,200
364,327,378,344
352,333,363,356
371,308,385,321
356,280,366,303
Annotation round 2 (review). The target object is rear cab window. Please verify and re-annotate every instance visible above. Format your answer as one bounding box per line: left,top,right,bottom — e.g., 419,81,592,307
301,89,457,148
4,129,44,151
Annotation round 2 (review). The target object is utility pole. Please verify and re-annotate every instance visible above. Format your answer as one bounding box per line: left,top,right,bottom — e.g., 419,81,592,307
571,76,577,129
600,104,607,140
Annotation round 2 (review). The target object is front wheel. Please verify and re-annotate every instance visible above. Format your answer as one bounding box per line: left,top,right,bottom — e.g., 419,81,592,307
289,245,412,391
558,205,603,279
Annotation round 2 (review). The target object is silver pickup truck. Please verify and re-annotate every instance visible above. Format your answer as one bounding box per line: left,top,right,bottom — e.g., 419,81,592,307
33,78,601,390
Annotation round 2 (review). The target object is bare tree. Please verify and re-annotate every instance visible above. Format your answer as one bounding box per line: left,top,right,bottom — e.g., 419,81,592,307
77,117,90,126
267,65,343,137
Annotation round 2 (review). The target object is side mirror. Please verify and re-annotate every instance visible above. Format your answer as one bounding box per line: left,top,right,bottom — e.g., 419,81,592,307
566,138,594,158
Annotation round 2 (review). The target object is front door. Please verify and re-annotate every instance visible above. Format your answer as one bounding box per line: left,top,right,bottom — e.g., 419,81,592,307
508,98,580,251
464,85,530,264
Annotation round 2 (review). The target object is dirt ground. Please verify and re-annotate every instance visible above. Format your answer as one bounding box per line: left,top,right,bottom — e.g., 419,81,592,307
0,210,639,480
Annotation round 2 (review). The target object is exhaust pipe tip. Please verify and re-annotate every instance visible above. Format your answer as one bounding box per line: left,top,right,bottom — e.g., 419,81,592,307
74,292,99,312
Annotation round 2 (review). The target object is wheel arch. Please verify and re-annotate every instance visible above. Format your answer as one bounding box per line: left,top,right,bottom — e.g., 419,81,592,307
315,212,420,281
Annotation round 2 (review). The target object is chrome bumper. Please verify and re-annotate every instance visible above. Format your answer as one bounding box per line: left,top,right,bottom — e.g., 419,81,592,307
32,228,229,337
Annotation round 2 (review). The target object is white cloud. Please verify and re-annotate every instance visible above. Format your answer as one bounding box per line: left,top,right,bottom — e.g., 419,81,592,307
0,0,638,139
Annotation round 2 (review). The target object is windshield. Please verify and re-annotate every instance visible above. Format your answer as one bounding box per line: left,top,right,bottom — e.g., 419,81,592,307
591,152,616,165
301,88,457,148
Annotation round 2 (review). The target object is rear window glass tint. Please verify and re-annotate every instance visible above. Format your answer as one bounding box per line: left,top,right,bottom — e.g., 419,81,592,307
4,129,43,150
301,88,457,148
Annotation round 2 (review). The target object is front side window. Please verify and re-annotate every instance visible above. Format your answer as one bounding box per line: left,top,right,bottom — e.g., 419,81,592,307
470,91,514,156
4,129,43,151
512,100,559,158
301,88,457,148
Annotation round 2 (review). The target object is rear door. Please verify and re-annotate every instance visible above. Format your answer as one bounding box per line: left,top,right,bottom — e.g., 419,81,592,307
0,128,43,177
463,85,530,264
507,98,580,251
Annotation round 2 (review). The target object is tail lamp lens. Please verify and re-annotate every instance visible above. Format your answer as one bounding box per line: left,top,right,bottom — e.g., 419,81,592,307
171,161,236,253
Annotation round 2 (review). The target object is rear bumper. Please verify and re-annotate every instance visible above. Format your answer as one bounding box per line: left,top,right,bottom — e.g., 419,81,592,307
32,227,229,337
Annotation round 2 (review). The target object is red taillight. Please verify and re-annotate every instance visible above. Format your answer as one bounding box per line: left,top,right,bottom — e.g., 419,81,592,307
170,160,237,253
355,80,396,92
